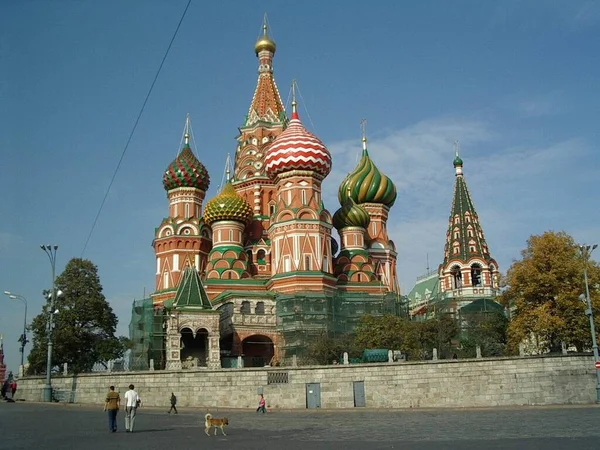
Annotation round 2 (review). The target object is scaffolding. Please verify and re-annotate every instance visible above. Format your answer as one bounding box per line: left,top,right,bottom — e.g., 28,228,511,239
275,290,406,355
128,298,168,371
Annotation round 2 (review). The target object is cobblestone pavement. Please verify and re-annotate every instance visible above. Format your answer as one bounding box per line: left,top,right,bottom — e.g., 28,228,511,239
1,402,600,449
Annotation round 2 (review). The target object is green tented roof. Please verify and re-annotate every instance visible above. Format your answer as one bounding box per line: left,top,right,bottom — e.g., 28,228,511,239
173,267,212,310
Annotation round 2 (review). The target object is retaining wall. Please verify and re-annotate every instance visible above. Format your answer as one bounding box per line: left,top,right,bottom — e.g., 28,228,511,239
15,354,597,409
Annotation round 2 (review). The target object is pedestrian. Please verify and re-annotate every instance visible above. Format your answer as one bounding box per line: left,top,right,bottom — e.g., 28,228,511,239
103,386,120,432
124,384,141,432
9,380,17,399
168,392,178,414
256,393,266,413
1,380,8,400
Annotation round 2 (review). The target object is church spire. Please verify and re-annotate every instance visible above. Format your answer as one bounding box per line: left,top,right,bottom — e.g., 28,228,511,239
245,15,286,128
443,145,494,265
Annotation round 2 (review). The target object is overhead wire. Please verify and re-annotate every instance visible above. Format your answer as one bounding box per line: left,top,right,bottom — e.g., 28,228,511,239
81,0,193,257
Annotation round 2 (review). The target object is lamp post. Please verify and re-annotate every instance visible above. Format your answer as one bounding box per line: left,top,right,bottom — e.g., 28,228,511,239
3,291,28,367
579,243,600,403
40,244,59,402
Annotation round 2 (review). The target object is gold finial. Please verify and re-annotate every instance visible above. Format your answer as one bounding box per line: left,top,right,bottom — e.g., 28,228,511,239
225,153,231,182
184,114,191,146
255,13,276,55
360,119,367,150
291,79,298,118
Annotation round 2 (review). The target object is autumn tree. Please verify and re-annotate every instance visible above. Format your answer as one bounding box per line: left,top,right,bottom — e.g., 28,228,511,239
27,258,127,374
501,231,600,353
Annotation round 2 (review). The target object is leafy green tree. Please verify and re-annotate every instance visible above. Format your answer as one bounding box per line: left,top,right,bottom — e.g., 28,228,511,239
418,315,459,359
460,311,509,357
354,314,405,350
27,258,126,374
502,231,600,353
303,332,360,365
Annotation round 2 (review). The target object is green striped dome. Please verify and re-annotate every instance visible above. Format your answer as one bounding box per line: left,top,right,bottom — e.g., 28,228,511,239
338,143,396,207
163,144,210,192
203,182,253,226
333,196,371,230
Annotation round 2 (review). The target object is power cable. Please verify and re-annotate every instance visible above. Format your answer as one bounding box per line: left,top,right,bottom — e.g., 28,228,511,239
81,0,193,256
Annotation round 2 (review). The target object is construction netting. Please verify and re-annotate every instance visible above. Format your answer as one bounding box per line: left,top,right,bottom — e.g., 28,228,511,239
128,298,167,371
275,290,408,355
128,292,408,369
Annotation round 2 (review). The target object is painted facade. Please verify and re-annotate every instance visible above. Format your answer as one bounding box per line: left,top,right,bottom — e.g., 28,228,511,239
148,21,400,369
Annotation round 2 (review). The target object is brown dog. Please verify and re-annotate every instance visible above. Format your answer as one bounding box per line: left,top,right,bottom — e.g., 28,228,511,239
205,413,229,436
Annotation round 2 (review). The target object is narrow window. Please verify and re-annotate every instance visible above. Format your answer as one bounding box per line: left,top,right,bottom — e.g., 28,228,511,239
255,302,265,314
301,190,307,205
471,264,482,287
304,255,311,271
269,204,275,216
163,272,169,289
185,203,190,218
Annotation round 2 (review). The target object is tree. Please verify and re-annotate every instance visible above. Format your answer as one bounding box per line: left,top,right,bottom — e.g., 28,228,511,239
303,332,361,365
501,231,600,354
460,311,509,357
27,258,126,374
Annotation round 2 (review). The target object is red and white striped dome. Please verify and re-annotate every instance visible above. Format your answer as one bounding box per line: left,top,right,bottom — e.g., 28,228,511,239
265,104,332,179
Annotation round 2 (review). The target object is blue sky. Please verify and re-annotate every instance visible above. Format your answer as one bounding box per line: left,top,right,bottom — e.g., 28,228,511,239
1,1,599,372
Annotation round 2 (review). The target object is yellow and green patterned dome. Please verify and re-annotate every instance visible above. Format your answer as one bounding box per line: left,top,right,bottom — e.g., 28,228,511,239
338,137,396,207
203,181,253,226
333,196,371,230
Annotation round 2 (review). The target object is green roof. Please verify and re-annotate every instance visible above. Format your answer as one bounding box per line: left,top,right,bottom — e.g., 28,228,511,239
173,267,212,310
443,158,493,265
407,271,440,306
459,298,505,314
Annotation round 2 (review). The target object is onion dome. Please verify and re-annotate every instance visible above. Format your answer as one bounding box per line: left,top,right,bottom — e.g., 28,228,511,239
255,22,276,55
163,133,210,192
453,155,463,167
333,196,371,230
265,100,332,179
203,181,253,226
338,136,396,207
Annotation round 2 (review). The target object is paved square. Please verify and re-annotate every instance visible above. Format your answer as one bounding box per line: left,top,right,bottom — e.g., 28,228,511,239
1,402,600,449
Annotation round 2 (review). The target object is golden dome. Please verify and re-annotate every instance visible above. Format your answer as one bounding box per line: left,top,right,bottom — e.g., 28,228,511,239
255,24,276,55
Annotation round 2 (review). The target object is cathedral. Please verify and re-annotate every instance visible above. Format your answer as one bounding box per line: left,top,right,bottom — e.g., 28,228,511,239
137,22,401,370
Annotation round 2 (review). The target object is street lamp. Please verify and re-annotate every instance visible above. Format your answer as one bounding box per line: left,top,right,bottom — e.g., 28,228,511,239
578,243,599,403
40,244,59,403
3,291,28,367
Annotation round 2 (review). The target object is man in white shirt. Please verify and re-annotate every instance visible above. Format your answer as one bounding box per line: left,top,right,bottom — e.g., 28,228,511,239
124,384,141,432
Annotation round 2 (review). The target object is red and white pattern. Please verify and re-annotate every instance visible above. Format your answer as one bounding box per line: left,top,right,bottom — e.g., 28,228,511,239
265,111,332,178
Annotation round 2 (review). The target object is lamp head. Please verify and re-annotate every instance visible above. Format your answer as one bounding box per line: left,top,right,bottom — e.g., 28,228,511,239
9,295,17,299
579,294,586,303
3,290,10,296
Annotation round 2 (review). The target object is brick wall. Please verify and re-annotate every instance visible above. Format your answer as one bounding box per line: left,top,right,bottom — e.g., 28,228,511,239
15,354,597,409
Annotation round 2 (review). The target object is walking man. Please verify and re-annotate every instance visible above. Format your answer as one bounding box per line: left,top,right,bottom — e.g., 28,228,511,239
103,386,120,432
124,384,141,432
168,392,178,414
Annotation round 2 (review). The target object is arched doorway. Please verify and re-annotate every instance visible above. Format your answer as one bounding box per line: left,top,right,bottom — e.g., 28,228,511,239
180,327,209,366
242,335,274,367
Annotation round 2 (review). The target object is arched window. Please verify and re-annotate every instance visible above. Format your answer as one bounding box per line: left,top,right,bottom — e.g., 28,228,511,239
451,266,462,289
240,301,251,314
257,249,266,264
471,263,482,287
246,250,253,263
255,301,265,314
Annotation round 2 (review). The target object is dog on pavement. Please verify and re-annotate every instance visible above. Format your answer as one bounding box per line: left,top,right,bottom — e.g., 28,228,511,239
205,413,229,436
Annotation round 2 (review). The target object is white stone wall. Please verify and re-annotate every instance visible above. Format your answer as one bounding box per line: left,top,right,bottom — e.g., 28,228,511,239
15,355,597,409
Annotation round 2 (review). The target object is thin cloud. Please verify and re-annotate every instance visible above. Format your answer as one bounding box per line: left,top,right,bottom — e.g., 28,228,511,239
322,117,595,290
